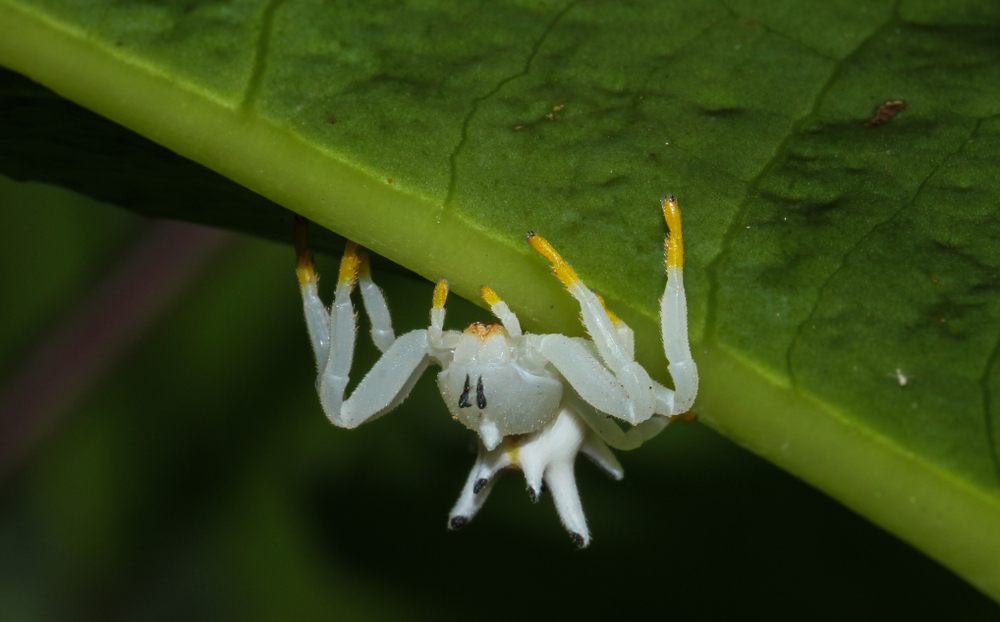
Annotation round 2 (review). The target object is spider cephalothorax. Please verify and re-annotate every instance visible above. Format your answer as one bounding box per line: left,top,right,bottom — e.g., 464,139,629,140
295,196,698,546
438,324,564,450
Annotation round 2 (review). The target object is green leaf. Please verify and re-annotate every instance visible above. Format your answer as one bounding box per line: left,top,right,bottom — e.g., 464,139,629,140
2,0,1000,600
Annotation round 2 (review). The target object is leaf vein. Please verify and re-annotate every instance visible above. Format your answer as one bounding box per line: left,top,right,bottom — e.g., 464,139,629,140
981,327,1000,485
703,2,899,344
241,0,288,112
715,0,836,61
442,0,581,211
785,116,983,389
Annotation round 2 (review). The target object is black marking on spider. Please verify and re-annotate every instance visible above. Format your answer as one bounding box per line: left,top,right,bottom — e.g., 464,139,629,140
476,376,487,409
458,374,471,408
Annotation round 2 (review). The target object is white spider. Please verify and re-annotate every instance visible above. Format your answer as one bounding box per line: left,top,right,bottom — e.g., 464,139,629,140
295,196,698,547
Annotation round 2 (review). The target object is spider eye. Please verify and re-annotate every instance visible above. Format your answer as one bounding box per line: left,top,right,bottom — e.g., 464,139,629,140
458,374,472,408
476,376,487,409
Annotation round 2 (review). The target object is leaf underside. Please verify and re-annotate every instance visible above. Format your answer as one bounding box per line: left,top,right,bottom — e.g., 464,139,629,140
2,0,1000,600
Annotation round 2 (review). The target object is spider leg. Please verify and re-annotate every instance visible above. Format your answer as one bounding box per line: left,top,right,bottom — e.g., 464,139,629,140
479,286,522,336
546,461,589,547
334,332,430,426
428,279,454,353
520,451,545,503
526,196,699,421
534,334,630,420
356,248,395,352
580,432,624,480
295,218,331,366
527,233,655,423
448,449,504,530
575,397,670,451
658,195,698,415
473,442,517,492
516,409,592,547
294,219,433,428
542,410,591,547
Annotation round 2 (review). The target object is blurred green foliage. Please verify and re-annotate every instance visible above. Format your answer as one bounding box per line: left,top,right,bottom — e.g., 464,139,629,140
1,177,996,619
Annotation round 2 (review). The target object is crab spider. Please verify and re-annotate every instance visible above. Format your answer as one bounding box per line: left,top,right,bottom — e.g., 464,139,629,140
295,196,698,547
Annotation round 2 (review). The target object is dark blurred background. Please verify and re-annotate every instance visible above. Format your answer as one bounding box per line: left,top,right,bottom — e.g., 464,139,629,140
1,176,997,620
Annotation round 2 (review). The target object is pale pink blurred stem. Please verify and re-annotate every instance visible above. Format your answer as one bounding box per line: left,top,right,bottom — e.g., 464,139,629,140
0,220,230,478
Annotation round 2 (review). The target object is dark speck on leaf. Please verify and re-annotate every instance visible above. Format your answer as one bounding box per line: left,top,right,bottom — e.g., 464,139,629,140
326,115,337,125
865,100,906,127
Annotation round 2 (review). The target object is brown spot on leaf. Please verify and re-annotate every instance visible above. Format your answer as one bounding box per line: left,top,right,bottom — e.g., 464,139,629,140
865,99,906,128
326,115,337,125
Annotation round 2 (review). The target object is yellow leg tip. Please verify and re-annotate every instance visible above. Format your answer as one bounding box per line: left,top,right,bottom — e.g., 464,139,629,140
661,195,684,269
526,231,580,287
433,279,449,308
294,217,317,285
296,258,317,285
338,241,361,285
480,285,501,306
